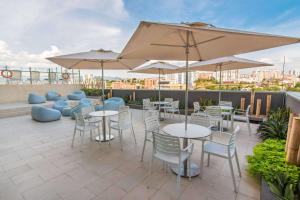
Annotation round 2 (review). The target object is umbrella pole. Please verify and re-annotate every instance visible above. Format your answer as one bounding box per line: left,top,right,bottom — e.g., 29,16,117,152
218,64,222,104
158,69,161,120
185,31,190,131
101,61,105,102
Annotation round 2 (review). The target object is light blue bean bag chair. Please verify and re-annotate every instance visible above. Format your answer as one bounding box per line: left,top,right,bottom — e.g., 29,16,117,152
52,100,69,113
28,93,46,104
31,106,61,122
79,98,93,106
95,97,125,111
46,91,68,101
67,90,86,100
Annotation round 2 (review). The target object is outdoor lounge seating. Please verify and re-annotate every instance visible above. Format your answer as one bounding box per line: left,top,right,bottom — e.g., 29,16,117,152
52,100,69,113
31,106,61,122
95,97,125,111
28,93,46,104
46,91,60,101
67,90,86,100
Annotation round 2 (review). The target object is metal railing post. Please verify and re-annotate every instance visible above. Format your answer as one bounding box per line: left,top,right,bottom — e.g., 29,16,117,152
29,67,32,85
48,68,51,84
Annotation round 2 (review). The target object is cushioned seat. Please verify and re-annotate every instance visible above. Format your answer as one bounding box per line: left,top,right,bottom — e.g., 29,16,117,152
52,100,69,113
62,107,71,116
79,98,93,106
31,106,61,122
70,104,91,119
28,93,46,104
46,91,59,101
95,97,125,111
67,90,86,100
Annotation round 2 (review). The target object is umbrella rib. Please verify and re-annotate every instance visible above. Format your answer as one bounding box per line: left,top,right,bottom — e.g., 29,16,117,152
118,59,134,70
190,35,225,47
190,32,202,61
177,31,187,46
151,43,185,48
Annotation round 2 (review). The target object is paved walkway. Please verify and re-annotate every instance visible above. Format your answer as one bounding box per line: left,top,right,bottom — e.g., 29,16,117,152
0,109,260,200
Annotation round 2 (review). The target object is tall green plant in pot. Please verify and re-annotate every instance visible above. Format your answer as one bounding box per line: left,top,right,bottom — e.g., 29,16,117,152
257,107,290,140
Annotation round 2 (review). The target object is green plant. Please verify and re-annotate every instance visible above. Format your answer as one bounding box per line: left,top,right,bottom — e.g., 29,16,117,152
123,95,130,103
127,99,142,105
257,107,290,140
199,97,216,108
268,173,298,200
247,139,299,185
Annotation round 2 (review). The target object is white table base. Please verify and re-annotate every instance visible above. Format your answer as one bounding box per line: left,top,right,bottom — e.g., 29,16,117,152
171,162,200,177
95,135,114,142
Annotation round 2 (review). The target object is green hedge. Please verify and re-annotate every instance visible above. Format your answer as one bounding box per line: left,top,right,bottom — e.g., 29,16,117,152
247,139,299,184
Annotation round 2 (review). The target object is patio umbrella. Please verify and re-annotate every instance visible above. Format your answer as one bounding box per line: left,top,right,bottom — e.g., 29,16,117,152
119,21,300,130
188,56,273,102
47,49,146,100
130,61,181,118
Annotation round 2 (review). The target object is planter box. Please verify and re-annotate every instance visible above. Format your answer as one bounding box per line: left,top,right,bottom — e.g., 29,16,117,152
261,178,276,200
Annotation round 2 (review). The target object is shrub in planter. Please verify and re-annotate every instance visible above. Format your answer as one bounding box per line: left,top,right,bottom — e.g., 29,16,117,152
247,139,299,183
257,107,290,140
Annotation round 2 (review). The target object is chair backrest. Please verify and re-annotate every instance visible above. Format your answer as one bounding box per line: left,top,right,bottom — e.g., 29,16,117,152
190,113,210,127
74,112,85,127
144,114,160,133
219,101,232,107
143,98,151,108
245,105,251,117
81,106,94,117
144,109,159,120
118,109,132,128
193,102,200,112
228,126,240,151
172,100,179,109
206,106,222,117
164,98,173,103
152,132,180,157
118,105,130,113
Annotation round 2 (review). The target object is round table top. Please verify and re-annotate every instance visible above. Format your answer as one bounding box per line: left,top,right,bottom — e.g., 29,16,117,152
89,110,118,117
152,101,170,105
162,123,211,139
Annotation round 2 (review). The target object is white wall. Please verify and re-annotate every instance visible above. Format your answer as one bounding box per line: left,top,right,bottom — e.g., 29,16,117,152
0,84,82,103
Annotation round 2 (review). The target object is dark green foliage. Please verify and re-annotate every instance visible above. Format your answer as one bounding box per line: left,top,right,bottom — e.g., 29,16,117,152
81,88,106,97
257,107,290,140
268,173,299,200
199,97,216,108
247,139,299,185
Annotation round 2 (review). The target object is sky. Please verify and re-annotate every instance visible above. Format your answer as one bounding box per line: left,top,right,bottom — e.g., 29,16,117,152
1,0,300,78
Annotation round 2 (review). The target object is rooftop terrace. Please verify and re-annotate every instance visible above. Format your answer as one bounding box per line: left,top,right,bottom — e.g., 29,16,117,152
0,109,259,200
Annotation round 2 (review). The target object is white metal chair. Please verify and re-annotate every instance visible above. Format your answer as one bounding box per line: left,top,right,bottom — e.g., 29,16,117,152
81,106,102,125
200,126,241,192
164,100,181,119
219,101,233,129
142,98,156,118
193,102,206,116
205,106,223,132
141,111,160,162
161,98,173,116
151,132,194,189
72,112,100,147
110,105,130,124
109,108,136,151
233,105,251,135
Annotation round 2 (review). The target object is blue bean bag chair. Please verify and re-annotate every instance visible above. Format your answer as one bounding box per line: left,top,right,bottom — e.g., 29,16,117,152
70,103,91,119
62,107,71,116
28,93,46,104
95,97,125,111
46,91,59,101
31,106,61,122
52,100,69,113
67,90,86,100
79,98,93,106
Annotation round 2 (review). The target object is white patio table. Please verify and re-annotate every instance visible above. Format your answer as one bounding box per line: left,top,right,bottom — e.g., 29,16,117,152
163,123,211,177
89,110,118,142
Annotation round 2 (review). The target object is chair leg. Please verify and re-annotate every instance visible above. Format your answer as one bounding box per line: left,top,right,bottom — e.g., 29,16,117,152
119,130,123,151
97,126,101,145
235,150,242,177
80,131,84,146
200,141,205,178
247,120,251,135
71,128,76,147
90,130,92,141
176,162,181,190
228,157,238,193
188,158,191,181
131,126,137,144
141,134,147,162
207,153,210,167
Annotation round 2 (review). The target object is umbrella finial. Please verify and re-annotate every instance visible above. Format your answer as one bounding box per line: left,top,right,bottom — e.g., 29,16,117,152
93,49,113,53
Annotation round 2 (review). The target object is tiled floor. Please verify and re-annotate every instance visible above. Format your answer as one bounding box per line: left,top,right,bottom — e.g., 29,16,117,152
0,109,260,200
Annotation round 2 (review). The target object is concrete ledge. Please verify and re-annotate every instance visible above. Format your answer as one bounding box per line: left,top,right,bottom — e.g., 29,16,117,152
286,92,300,114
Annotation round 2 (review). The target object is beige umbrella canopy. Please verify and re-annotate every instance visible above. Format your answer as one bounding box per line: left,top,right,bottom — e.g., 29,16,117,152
188,56,273,102
47,49,146,100
130,61,181,118
119,21,300,131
